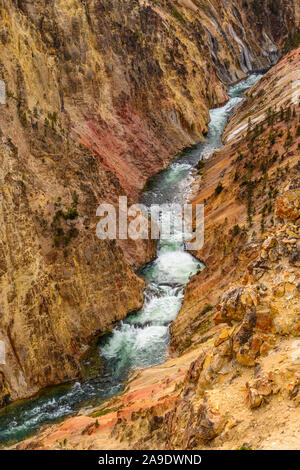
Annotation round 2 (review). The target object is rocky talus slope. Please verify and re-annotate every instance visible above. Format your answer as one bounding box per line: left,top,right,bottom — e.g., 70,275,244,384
0,1,299,408
14,46,300,450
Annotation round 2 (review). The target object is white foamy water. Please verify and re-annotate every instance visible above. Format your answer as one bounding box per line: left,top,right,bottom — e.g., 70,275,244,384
101,227,201,371
128,292,183,326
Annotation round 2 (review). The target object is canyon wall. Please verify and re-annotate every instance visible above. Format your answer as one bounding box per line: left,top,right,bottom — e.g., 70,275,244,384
170,44,300,353
0,0,299,406
1,0,299,196
16,46,300,451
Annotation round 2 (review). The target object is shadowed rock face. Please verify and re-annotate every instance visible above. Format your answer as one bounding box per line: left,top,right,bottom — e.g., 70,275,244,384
0,0,299,406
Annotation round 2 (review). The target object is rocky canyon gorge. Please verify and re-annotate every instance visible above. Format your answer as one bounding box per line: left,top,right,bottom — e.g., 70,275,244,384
0,0,299,451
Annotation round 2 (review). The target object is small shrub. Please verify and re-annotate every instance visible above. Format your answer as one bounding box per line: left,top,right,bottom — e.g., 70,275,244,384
172,8,185,24
215,182,224,195
201,304,213,315
232,224,241,237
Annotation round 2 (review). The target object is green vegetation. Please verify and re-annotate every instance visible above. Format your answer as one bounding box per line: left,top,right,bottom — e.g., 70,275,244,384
246,180,255,226
57,438,68,448
51,196,80,249
16,98,27,127
53,208,79,223
266,107,275,126
285,31,300,50
171,8,185,24
284,128,293,147
232,224,241,237
201,304,213,315
251,0,262,15
48,111,58,130
191,304,214,330
89,405,122,419
285,105,291,122
196,159,205,174
215,182,224,195
268,0,279,15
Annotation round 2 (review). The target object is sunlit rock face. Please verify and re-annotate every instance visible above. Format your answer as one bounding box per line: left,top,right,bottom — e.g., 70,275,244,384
1,1,298,195
0,0,299,406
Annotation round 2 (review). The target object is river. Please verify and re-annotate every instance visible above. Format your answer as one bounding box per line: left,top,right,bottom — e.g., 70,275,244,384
0,73,262,446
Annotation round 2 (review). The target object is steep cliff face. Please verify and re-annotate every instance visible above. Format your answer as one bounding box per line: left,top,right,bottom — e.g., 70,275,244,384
1,0,299,196
0,0,299,406
0,114,147,405
16,46,300,451
170,45,300,353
